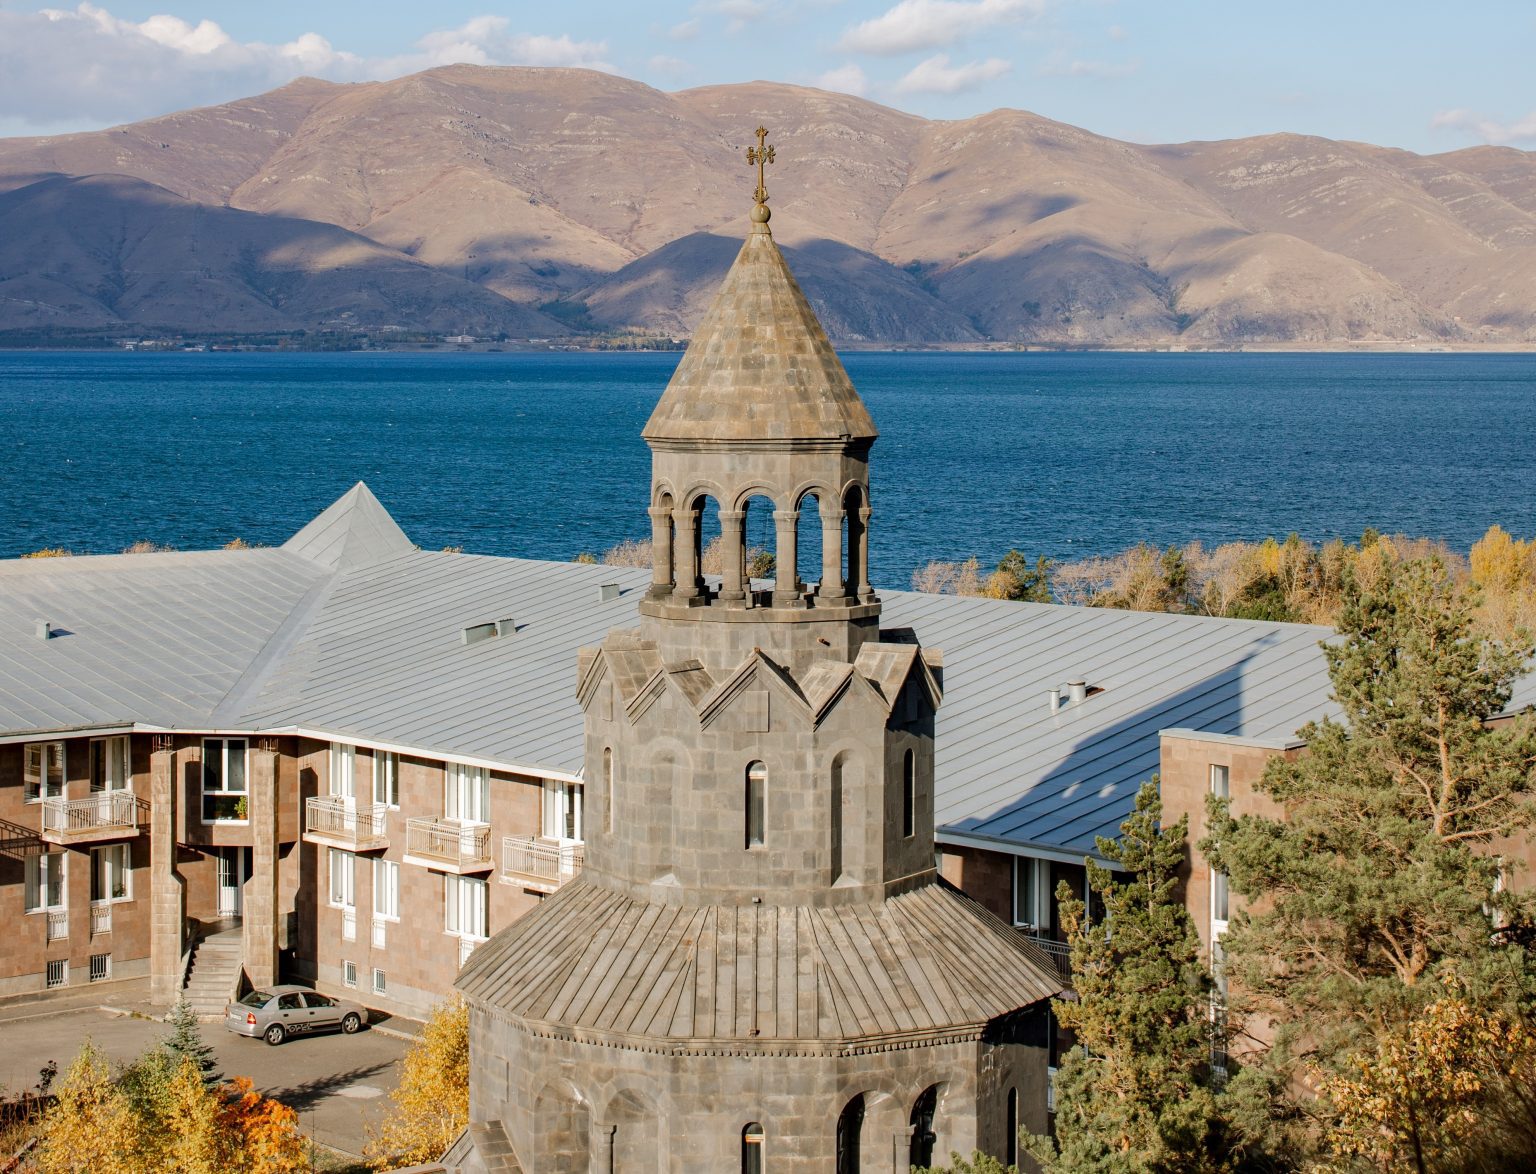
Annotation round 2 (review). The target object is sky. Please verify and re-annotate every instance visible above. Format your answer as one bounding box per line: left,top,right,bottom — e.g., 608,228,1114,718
0,0,1531,152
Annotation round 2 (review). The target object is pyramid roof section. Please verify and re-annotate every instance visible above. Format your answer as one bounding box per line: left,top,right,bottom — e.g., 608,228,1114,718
642,221,877,446
281,481,415,571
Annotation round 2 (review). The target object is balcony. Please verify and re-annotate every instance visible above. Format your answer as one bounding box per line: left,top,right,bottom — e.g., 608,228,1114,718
1019,933,1072,983
46,910,68,942
501,836,585,893
90,900,112,936
40,791,147,845
403,818,493,875
303,797,389,852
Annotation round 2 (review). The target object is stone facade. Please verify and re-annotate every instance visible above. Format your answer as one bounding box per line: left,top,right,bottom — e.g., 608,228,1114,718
457,200,1062,1172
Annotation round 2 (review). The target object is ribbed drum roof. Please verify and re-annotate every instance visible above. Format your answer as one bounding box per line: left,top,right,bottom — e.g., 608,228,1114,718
641,221,877,445
456,877,1061,1045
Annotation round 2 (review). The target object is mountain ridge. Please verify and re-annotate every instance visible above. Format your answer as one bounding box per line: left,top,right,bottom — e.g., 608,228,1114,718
0,65,1531,344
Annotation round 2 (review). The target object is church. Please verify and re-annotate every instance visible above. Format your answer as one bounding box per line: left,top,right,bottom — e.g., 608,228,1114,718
450,139,1064,1171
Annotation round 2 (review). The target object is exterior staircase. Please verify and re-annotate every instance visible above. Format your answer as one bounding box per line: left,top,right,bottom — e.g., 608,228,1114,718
181,927,244,1019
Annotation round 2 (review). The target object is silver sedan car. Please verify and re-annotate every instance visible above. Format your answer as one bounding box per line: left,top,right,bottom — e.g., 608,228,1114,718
225,984,367,1046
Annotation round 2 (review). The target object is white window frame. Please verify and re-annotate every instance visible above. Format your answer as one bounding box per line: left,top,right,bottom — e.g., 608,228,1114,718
445,763,490,825
329,742,356,801
1209,763,1231,939
201,737,248,823
541,779,584,842
342,959,358,988
24,741,65,803
91,844,131,903
328,848,356,909
373,857,400,921
1012,856,1050,930
89,736,130,793
444,874,488,940
373,751,400,809
25,852,67,913
372,967,387,995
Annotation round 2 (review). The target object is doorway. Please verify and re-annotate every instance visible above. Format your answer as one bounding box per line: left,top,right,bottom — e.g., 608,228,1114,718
215,847,247,919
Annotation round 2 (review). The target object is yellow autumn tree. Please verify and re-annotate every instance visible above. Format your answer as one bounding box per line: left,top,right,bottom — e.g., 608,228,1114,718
34,1042,138,1174
1318,993,1536,1174
366,997,471,1171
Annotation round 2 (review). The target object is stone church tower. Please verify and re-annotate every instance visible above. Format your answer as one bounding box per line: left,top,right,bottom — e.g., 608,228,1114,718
456,133,1062,1174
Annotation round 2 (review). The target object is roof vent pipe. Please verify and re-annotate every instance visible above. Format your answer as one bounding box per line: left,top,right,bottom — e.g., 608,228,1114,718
597,583,621,602
36,619,53,640
1048,687,1062,714
1068,680,1088,706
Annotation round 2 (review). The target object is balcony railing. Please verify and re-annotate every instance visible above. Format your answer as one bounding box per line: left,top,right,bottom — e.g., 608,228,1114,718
1019,932,1072,983
40,791,147,844
303,797,389,851
46,910,68,942
403,818,493,874
90,900,112,936
458,935,485,967
501,836,585,893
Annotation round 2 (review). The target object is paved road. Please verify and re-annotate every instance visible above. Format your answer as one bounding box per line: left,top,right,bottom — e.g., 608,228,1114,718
0,1003,408,1156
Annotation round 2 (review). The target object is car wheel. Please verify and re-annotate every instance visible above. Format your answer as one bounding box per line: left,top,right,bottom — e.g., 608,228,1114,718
341,1013,362,1034
264,1023,286,1046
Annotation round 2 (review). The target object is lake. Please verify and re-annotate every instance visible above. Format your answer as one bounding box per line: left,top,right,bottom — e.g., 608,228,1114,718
1,350,1533,588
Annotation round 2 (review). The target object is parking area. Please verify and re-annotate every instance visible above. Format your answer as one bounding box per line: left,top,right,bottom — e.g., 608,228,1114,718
0,1001,410,1157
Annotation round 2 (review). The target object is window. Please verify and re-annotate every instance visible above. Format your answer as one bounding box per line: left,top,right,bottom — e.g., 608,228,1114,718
902,749,916,838
1210,763,1230,800
1006,1088,1018,1166
1210,764,1231,935
909,1085,938,1168
328,848,356,909
745,761,766,849
24,742,64,803
89,953,111,983
373,858,399,920
603,747,614,835
202,738,247,821
445,763,489,824
373,968,387,995
91,844,130,902
542,780,584,841
1013,856,1048,930
46,960,67,989
373,751,399,808
25,852,66,912
836,1097,863,1174
741,1123,764,1174
89,737,129,792
342,961,357,988
445,875,488,939
330,743,355,800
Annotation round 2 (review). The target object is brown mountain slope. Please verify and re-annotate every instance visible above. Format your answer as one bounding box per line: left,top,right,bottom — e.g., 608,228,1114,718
0,173,560,335
0,66,1530,343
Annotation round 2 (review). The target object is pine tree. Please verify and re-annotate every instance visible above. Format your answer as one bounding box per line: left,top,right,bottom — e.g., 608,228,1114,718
1023,781,1263,1174
163,994,222,1086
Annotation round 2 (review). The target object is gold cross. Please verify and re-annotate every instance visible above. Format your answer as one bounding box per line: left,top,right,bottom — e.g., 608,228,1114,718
745,125,775,206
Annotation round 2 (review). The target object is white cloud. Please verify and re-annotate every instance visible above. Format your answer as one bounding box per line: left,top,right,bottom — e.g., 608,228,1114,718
816,63,868,97
1038,50,1137,78
647,54,692,77
1431,107,1536,146
837,0,1045,56
0,5,608,130
894,53,1012,94
668,19,702,40
1108,24,1128,41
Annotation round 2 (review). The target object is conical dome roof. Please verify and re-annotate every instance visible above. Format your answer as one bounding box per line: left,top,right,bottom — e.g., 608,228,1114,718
643,219,877,446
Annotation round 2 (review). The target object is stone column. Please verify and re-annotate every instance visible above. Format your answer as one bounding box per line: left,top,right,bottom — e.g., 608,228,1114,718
820,502,848,604
149,736,185,1004
855,505,876,601
243,740,280,989
772,509,801,607
646,506,673,599
671,506,703,602
717,510,746,603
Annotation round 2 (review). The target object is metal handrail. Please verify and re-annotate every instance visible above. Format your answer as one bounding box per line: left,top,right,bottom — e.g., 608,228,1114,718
501,836,584,885
305,796,388,839
1019,932,1073,982
40,791,146,834
406,817,491,866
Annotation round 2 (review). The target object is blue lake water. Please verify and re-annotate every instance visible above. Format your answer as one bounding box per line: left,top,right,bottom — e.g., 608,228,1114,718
1,350,1533,588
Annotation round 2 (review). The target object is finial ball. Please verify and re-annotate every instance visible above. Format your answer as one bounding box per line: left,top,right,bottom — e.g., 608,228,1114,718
750,203,771,224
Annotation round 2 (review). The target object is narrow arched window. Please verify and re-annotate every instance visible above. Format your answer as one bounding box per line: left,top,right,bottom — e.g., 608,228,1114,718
603,747,614,835
742,1122,764,1174
1006,1087,1018,1166
910,1085,938,1167
836,1096,863,1174
829,755,845,880
745,761,766,849
902,749,916,839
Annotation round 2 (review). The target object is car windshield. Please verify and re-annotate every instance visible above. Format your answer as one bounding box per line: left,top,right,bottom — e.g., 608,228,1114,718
239,990,273,1008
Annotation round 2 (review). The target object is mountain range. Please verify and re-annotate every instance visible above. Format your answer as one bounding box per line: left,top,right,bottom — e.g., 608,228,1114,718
1,65,1533,345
